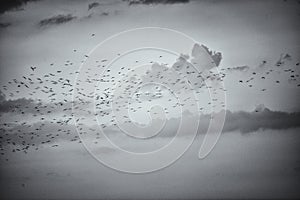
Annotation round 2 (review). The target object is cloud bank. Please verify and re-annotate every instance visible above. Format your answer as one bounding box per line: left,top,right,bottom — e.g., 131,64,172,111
1,96,300,149
88,2,100,10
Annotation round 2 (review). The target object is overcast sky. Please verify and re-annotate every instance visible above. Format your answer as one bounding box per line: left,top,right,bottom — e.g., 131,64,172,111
1,1,300,199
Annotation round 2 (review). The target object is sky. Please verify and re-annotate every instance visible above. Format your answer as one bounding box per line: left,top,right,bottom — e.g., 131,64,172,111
0,0,300,199
0,0,300,112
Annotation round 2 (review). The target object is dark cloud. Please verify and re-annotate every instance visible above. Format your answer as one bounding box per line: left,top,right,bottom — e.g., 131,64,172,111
101,12,109,16
0,22,11,28
0,121,78,152
0,0,37,14
127,0,189,6
222,108,300,134
168,107,300,135
226,65,250,72
0,92,72,115
103,107,300,137
0,90,6,102
88,2,100,10
38,14,76,27
0,97,35,113
196,108,300,134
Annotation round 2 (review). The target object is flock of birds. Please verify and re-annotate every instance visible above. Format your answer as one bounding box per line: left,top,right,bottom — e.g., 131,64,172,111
0,36,300,164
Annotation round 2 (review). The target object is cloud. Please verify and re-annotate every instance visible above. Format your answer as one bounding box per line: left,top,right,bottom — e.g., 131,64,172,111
116,44,224,105
88,2,100,10
144,106,300,136
1,101,300,154
0,90,6,102
0,0,37,14
0,91,73,115
197,107,300,134
127,0,189,6
0,97,35,113
226,65,250,72
101,106,300,137
0,120,79,152
200,44,222,67
0,22,11,28
38,14,77,27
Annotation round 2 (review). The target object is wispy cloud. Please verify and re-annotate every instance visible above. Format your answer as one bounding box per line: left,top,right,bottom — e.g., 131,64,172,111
226,65,250,72
38,14,77,27
127,0,189,6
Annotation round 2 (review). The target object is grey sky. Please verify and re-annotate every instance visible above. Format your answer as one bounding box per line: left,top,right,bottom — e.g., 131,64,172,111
0,0,299,112
1,1,300,199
